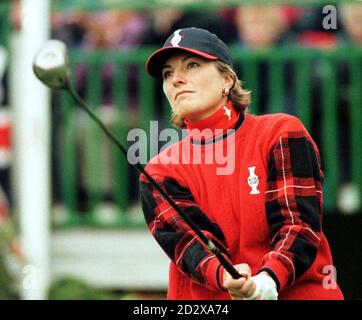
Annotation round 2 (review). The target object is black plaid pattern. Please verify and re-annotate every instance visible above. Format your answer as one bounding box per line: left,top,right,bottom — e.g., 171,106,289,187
140,176,229,289
263,132,323,288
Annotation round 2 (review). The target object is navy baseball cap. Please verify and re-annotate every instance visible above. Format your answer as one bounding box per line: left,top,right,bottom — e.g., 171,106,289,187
146,27,233,78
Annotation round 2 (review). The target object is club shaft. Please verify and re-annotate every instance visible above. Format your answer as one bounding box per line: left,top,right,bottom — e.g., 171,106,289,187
66,84,241,280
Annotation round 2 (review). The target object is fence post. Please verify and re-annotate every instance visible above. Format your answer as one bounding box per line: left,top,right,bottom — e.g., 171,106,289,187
11,0,51,300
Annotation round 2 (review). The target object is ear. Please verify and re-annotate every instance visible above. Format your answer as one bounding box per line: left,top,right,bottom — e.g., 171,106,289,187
223,73,235,91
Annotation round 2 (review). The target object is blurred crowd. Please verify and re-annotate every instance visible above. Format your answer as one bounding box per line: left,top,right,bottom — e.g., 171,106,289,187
47,4,362,50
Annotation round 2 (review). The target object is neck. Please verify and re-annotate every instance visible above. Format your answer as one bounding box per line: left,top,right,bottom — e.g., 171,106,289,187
185,101,240,141
186,97,229,122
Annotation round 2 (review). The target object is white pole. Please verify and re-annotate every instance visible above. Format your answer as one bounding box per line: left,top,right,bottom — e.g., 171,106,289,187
10,0,51,300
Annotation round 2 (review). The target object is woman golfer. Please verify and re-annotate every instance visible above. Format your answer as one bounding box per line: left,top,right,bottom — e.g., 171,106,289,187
139,27,344,300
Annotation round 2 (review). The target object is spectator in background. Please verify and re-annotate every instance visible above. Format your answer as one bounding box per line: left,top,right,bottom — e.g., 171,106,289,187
82,10,148,50
232,5,297,115
0,37,22,299
234,4,291,49
0,107,11,203
339,3,362,45
52,9,149,51
139,9,185,46
65,10,149,105
292,6,339,49
0,45,12,213
51,11,87,48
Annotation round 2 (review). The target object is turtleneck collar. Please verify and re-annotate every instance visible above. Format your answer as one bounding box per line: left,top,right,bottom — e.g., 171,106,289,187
184,101,243,144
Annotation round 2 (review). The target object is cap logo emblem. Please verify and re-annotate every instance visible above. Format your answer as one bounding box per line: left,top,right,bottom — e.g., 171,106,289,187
170,30,183,47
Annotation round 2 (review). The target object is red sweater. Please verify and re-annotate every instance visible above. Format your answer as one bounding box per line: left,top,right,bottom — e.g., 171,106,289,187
140,102,344,300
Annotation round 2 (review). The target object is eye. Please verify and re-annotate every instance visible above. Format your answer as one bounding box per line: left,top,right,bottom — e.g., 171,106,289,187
187,61,199,69
162,70,172,79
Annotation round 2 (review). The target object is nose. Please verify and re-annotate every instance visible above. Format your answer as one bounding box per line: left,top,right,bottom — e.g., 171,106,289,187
171,70,186,87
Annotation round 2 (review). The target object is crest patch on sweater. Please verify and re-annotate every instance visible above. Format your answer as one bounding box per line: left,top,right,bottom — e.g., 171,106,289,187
247,166,260,195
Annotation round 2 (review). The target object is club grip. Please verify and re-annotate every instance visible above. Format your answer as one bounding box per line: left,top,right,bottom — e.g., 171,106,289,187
216,251,243,279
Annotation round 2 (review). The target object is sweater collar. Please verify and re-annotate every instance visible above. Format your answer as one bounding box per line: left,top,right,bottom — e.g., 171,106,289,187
184,101,242,143
185,101,238,132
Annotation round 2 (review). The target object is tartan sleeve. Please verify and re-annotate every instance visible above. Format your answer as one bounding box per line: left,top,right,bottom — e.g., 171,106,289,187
139,173,229,292
259,131,323,291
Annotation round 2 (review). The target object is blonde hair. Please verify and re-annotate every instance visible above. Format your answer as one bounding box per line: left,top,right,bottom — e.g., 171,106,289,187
170,60,251,128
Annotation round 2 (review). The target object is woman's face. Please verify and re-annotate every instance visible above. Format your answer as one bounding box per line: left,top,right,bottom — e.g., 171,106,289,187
162,53,233,122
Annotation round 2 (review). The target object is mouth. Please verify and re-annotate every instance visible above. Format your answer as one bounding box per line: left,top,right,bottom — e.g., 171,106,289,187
175,90,194,101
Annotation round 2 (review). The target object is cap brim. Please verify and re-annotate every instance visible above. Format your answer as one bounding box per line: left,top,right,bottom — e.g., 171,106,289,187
146,46,219,78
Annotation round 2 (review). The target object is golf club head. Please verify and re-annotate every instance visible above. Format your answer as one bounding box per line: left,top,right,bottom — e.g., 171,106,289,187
33,39,70,90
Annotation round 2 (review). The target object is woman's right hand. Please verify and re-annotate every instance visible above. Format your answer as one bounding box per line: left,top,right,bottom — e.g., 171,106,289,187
223,263,278,300
222,263,257,300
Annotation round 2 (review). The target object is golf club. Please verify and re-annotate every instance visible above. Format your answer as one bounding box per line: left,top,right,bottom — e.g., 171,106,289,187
33,39,242,280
